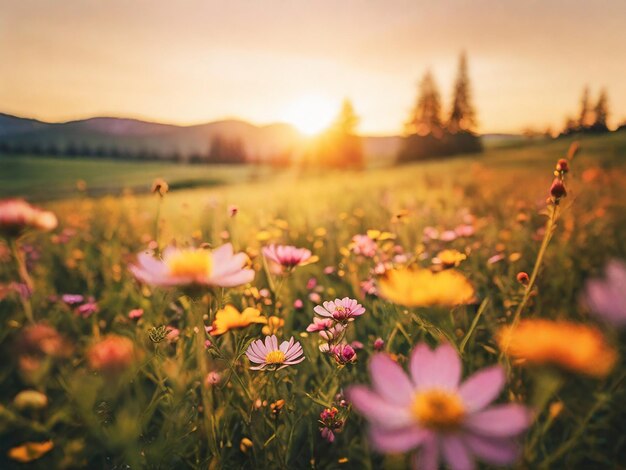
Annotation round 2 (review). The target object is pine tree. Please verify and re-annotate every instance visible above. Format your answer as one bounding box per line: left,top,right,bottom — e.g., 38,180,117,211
578,86,591,129
448,52,477,134
592,88,609,131
405,71,444,137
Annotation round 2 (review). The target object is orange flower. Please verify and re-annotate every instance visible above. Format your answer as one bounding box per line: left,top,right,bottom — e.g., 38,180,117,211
87,335,136,374
379,267,475,307
8,441,53,463
498,319,617,378
210,305,267,336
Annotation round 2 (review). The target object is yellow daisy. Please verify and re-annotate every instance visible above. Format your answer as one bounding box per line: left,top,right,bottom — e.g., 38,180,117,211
211,305,267,336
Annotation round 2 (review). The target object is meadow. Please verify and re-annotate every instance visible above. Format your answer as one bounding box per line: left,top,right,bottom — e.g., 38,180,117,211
1,132,625,469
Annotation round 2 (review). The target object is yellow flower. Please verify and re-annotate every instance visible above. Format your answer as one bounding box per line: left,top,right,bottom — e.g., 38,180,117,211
8,441,53,463
497,319,617,378
435,249,467,267
211,305,267,336
367,229,396,241
378,267,475,307
262,316,285,335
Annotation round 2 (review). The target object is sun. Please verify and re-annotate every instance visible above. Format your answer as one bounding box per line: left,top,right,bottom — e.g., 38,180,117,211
281,94,336,136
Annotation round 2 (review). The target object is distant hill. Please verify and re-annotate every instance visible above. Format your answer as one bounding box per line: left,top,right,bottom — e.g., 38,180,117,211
0,113,518,164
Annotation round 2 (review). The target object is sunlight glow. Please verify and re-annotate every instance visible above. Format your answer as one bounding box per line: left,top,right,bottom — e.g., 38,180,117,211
281,94,337,136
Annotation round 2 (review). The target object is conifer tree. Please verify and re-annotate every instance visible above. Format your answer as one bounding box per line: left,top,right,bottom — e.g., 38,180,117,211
448,52,477,134
405,71,444,137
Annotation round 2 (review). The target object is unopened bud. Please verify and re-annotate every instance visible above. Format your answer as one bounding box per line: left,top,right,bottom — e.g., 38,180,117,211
239,437,253,453
549,178,567,201
555,159,569,173
516,272,530,285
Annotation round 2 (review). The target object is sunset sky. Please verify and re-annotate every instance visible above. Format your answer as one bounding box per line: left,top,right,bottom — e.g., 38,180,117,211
2,0,625,135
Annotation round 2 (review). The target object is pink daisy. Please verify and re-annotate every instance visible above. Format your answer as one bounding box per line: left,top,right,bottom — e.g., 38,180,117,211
314,297,365,322
306,317,334,333
347,343,532,470
130,243,254,288
583,259,626,326
245,335,305,371
262,244,314,269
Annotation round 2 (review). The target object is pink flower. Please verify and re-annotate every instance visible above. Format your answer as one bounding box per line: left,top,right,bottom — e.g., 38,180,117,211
130,243,254,288
347,343,531,470
373,338,385,351
294,299,304,310
0,199,58,236
319,323,345,342
205,371,222,386
128,308,144,320
455,224,475,237
61,294,84,305
583,260,626,326
306,317,334,333
331,343,357,364
228,205,238,217
245,335,305,371
87,335,136,375
440,230,458,242
351,234,377,258
262,244,314,270
314,297,365,322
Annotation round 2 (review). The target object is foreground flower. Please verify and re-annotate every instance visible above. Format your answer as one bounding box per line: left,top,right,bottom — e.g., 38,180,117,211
130,243,254,288
498,319,617,378
0,199,58,237
245,335,305,371
583,259,626,326
262,244,315,270
314,297,365,322
8,441,53,463
379,268,475,307
347,343,531,470
87,335,136,374
210,304,267,336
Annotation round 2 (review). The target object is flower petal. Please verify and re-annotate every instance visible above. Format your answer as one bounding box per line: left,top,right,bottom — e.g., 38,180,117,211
464,404,532,438
370,426,429,453
412,434,439,470
370,353,414,405
346,385,413,429
463,434,520,466
441,435,474,470
459,365,505,412
410,343,461,390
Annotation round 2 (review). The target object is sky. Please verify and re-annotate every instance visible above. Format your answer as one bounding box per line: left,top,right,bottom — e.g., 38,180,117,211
1,0,625,135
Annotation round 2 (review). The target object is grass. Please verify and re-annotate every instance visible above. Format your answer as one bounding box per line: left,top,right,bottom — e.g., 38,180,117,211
0,132,625,469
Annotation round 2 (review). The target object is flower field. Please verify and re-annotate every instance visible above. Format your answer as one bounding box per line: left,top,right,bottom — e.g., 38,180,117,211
1,134,625,469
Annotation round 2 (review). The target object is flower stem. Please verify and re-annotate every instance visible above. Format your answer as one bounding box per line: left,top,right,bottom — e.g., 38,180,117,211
9,238,34,324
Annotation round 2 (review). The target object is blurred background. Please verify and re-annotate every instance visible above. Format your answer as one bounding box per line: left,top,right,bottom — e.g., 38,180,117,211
1,0,625,199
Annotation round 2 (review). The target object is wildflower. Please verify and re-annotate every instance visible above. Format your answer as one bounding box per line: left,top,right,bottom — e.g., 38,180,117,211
128,308,144,320
151,178,169,196
455,224,475,237
319,323,345,342
211,304,267,336
87,335,136,374
361,278,378,296
379,268,475,307
228,204,238,217
245,335,305,371
487,253,505,264
351,234,378,258
262,244,316,270
306,317,334,333
516,272,530,284
373,338,385,351
270,399,286,416
18,323,73,358
583,259,626,326
0,199,58,237
8,441,53,463
294,299,304,309
319,407,344,443
331,343,357,365
435,249,467,268
440,230,458,242
204,371,222,387
61,294,84,305
240,437,253,453
130,243,254,288
314,297,365,322
497,319,617,378
14,390,48,410
306,277,318,290
347,343,531,469
556,158,569,173
76,297,99,318
549,178,567,201
165,326,180,343
309,292,322,303
262,315,284,335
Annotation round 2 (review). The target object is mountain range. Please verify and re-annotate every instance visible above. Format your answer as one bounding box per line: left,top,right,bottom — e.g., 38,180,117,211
0,113,406,163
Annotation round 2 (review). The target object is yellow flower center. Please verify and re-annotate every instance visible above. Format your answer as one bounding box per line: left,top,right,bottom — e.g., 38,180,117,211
167,250,212,278
265,350,286,364
411,389,465,431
